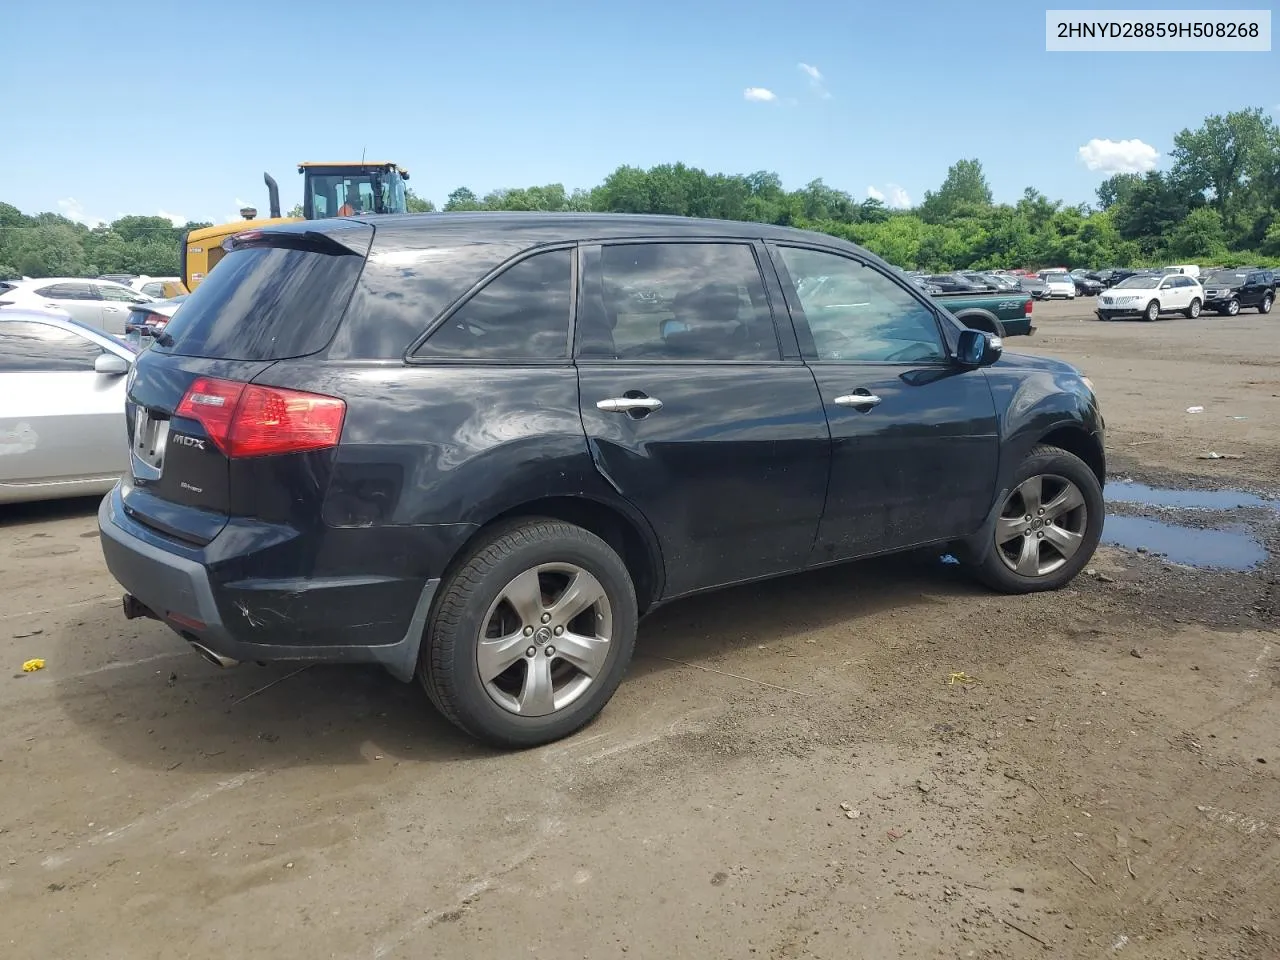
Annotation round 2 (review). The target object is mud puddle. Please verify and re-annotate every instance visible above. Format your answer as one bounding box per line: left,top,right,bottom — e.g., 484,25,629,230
1102,480,1274,570
1105,480,1277,512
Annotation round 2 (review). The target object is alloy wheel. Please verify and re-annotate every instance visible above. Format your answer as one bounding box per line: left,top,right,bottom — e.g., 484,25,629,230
994,475,1089,577
476,563,613,717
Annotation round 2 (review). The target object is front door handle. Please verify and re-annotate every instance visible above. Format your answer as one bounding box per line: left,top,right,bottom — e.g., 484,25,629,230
834,393,882,408
597,396,663,413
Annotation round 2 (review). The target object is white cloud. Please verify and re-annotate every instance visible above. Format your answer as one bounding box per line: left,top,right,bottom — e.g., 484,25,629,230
1077,138,1159,174
157,209,185,227
797,62,831,99
56,197,103,228
743,87,777,102
866,184,912,208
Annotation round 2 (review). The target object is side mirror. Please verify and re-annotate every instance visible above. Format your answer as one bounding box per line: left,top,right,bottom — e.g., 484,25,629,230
95,352,130,376
956,328,1002,367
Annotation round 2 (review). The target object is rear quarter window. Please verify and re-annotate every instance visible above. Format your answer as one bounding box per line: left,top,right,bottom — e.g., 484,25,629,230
157,226,373,361
334,238,529,359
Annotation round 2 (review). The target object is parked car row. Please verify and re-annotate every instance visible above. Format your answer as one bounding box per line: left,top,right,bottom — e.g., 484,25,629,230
0,278,156,334
1095,267,1274,322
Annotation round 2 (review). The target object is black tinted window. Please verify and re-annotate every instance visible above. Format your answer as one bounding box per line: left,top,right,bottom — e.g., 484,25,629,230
584,242,778,361
337,239,526,360
0,321,103,371
414,248,572,360
35,283,97,301
158,240,367,361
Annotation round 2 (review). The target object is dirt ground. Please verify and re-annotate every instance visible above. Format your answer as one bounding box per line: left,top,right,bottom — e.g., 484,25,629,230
2,299,1277,960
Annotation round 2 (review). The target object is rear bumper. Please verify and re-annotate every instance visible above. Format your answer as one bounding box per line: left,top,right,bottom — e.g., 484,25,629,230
97,487,438,681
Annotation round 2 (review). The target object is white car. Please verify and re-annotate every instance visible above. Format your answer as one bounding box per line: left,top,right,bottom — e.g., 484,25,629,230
0,278,153,335
1095,273,1205,322
1038,270,1076,299
130,276,181,298
0,309,136,504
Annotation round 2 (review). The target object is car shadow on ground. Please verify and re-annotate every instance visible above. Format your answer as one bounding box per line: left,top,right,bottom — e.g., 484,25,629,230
0,494,103,528
51,551,982,775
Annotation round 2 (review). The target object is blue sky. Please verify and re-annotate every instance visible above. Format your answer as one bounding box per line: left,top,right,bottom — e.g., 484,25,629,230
1,0,1274,226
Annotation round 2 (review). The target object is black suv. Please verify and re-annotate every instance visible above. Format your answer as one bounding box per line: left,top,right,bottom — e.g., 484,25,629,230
1201,268,1276,316
98,214,1106,747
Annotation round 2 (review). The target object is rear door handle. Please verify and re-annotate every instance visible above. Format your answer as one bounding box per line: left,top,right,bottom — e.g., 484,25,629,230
834,393,882,408
597,396,663,413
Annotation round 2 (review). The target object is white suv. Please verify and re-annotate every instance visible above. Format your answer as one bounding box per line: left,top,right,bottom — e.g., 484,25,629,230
0,278,153,334
1097,272,1204,322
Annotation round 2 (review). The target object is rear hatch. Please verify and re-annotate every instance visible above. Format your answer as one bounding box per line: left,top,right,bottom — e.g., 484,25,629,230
121,221,373,545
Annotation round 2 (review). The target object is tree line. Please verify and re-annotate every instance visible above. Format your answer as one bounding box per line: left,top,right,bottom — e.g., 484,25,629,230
2,106,1276,281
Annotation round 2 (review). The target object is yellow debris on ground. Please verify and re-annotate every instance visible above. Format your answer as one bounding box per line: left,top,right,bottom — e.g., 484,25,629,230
946,671,978,685
22,659,45,673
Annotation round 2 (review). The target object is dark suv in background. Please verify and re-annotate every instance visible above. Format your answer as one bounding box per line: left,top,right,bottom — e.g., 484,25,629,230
1201,267,1276,316
99,214,1106,747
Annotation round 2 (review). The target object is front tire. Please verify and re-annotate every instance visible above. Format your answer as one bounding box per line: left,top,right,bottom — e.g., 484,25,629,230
419,519,638,748
1184,298,1201,319
1144,300,1161,322
1225,298,1240,316
1260,294,1273,315
972,444,1104,594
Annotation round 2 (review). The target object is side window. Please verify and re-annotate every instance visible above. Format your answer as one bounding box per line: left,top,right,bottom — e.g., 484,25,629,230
35,283,83,299
586,242,779,361
413,248,572,360
0,322,103,372
100,285,139,302
141,282,166,297
777,246,945,363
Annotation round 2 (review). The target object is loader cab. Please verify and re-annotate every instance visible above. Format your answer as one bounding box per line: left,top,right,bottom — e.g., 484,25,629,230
300,162,410,219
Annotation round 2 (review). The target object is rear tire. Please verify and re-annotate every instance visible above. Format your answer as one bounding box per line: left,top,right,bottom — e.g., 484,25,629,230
1144,300,1160,322
418,519,638,748
1260,294,1273,315
972,445,1104,595
1184,298,1201,319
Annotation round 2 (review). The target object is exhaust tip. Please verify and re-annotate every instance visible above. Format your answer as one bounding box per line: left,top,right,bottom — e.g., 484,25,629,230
188,640,239,669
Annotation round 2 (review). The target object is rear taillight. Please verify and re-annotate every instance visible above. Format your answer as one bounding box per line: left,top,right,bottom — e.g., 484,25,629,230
150,316,169,331
175,377,345,458
1024,299,1033,315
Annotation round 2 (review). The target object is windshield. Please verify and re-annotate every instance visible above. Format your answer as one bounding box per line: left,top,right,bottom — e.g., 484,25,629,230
1044,273,1070,282
1114,275,1160,289
305,169,408,218
1205,271,1246,284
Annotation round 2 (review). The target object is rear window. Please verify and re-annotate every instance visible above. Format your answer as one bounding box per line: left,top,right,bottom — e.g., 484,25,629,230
157,234,369,361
